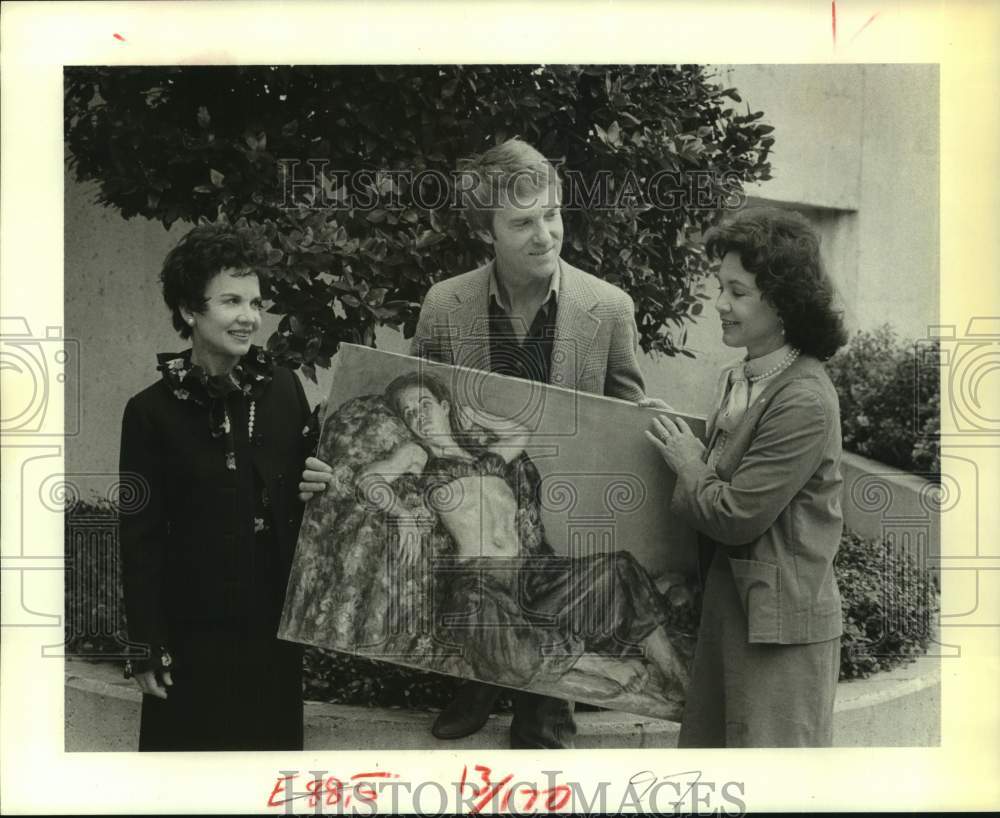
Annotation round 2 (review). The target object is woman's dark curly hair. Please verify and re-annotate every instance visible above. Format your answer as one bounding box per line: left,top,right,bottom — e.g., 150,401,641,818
703,208,848,360
160,224,259,339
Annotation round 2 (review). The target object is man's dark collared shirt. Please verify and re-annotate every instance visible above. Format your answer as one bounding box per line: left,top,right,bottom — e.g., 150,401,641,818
487,295,557,384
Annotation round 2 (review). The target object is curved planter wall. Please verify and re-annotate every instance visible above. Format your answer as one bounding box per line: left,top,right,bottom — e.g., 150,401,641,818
841,452,942,574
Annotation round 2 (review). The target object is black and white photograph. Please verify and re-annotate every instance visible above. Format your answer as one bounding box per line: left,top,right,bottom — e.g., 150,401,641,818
2,2,998,815
59,59,942,754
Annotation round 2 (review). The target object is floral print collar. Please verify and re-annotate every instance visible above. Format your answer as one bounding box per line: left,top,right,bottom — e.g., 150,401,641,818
156,346,274,470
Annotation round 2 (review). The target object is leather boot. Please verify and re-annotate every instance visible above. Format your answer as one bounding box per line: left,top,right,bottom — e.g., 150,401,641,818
431,681,503,739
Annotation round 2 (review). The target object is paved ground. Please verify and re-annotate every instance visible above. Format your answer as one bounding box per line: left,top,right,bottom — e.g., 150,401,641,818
66,656,940,751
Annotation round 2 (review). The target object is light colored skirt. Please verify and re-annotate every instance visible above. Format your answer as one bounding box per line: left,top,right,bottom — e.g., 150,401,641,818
678,548,841,748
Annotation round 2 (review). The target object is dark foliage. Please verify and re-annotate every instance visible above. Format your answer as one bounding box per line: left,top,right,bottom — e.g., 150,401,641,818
827,325,940,476
62,499,130,658
65,65,775,379
835,532,938,680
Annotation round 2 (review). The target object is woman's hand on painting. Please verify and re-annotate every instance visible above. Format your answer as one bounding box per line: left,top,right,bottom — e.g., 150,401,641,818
646,415,705,472
298,456,334,502
133,668,173,699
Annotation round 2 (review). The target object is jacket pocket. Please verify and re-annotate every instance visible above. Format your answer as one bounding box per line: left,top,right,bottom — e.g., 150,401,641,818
728,557,781,642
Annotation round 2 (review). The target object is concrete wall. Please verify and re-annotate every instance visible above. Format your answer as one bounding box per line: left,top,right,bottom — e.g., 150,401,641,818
64,64,939,476
722,62,940,340
854,64,939,339
841,452,941,573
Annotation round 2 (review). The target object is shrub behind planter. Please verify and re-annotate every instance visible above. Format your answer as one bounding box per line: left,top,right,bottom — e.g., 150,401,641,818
827,325,940,476
835,532,938,680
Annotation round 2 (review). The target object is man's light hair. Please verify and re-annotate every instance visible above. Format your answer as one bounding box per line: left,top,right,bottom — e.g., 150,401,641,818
456,138,562,236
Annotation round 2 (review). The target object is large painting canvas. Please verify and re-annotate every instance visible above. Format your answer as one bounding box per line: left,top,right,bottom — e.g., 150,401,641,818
279,344,706,720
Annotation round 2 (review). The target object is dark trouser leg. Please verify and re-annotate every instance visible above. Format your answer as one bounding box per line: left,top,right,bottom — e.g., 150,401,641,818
678,551,729,748
510,692,577,749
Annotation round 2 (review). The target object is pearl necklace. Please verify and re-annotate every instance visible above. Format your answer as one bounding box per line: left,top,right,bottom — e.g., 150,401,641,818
747,347,800,382
247,400,257,440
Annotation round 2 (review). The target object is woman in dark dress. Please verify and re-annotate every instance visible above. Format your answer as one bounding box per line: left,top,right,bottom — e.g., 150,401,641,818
119,224,315,751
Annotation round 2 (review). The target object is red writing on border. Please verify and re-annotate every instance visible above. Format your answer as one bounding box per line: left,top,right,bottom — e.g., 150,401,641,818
267,771,399,810
459,764,571,814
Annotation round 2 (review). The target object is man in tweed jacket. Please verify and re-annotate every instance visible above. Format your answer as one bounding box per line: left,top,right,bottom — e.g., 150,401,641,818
299,139,661,748
410,256,645,401
410,138,656,749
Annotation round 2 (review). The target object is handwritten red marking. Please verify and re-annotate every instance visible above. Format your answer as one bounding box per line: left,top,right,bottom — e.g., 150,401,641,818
831,1,837,45
542,784,572,810
350,772,393,802
850,12,881,42
305,777,324,810
113,33,126,41
460,765,515,815
267,772,400,809
323,776,346,808
267,774,298,808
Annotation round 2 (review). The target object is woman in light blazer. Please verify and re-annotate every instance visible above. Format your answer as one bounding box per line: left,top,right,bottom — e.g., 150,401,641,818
647,208,849,747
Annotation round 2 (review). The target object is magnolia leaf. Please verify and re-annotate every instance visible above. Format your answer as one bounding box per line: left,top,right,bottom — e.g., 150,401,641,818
210,169,225,188
607,120,622,147
415,230,444,249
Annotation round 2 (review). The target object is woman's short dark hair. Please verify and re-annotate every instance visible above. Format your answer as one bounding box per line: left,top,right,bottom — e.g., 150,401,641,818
160,224,258,339
703,208,848,360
